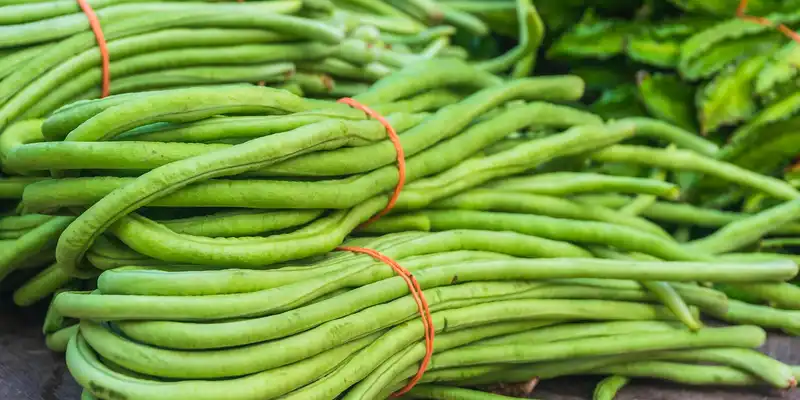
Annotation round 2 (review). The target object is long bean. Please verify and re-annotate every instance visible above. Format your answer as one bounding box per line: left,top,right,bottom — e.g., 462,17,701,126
13,262,71,306
382,209,708,261
574,194,800,235
593,376,629,400
67,332,380,400
687,198,800,254
406,385,526,400
1,216,73,281
485,172,680,199
589,145,800,200
427,190,671,238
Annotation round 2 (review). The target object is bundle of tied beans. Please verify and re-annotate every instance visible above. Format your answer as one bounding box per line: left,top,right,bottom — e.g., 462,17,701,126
0,0,543,302
0,0,539,121
0,57,798,400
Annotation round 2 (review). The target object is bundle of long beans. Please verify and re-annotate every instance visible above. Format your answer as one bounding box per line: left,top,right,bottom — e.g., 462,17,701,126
3,1,800,399
0,57,796,399
0,0,539,126
0,0,542,306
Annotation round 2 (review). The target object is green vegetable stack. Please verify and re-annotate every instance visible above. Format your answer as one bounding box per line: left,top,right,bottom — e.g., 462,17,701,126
0,0,542,306
0,1,799,400
2,60,797,399
0,0,539,128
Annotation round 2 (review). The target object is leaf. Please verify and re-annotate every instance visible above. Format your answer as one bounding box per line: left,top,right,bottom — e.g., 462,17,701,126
679,11,800,71
696,54,768,134
720,91,800,161
547,11,638,60
679,32,783,80
725,117,800,174
637,72,698,132
626,37,682,67
755,42,800,102
648,17,721,39
625,18,719,68
667,0,800,16
589,85,648,120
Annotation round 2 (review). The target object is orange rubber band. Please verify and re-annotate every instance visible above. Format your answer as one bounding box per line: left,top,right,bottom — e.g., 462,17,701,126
335,246,434,396
76,0,111,98
337,97,406,226
737,0,800,43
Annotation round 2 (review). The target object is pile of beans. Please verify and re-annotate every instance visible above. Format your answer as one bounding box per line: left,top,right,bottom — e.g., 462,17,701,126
1,1,800,400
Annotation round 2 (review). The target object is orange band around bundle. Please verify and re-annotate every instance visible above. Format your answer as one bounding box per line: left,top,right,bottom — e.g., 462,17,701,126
76,0,111,98
335,246,434,396
336,97,407,227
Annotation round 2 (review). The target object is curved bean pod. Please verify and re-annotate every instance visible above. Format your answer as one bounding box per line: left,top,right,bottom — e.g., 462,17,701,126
408,385,523,400
67,332,378,400
158,209,323,238
575,194,800,235
476,321,682,346
0,42,53,80
644,348,796,388
0,177,49,198
484,172,680,199
0,214,53,237
591,361,761,386
12,262,72,306
77,63,297,98
727,282,800,310
687,198,800,254
0,118,43,172
380,209,707,261
593,376,629,400
352,58,504,105
0,216,73,281
109,197,384,267
706,298,800,332
589,145,800,200
66,85,315,142
45,324,78,353
427,190,671,238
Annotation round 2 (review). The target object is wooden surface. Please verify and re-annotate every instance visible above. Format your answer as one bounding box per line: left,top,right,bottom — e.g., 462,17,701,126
1,297,799,400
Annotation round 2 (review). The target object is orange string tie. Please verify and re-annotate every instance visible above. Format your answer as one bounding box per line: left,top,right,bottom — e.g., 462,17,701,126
76,0,110,98
337,97,406,227
335,246,434,397
737,0,800,43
